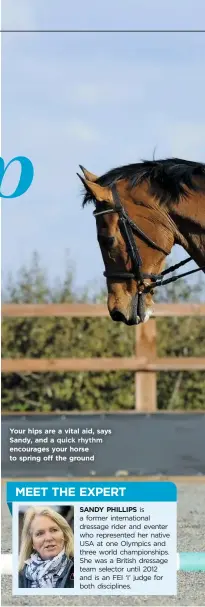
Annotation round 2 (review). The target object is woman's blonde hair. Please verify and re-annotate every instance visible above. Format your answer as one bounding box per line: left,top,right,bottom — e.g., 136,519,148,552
19,506,74,571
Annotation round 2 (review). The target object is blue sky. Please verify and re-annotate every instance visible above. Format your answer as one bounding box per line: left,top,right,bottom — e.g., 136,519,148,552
2,0,205,294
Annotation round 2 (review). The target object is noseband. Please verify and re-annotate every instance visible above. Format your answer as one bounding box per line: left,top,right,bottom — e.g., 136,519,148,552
93,183,205,293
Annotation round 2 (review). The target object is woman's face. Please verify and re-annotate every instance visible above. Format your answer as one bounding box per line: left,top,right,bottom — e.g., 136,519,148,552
31,515,65,560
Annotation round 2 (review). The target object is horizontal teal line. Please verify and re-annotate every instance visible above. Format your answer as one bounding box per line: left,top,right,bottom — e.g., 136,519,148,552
179,553,205,571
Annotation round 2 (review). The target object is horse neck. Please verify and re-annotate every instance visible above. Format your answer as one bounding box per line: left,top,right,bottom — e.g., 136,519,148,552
168,190,205,267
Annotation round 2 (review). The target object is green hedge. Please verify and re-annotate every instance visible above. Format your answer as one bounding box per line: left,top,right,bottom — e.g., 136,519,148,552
2,253,205,411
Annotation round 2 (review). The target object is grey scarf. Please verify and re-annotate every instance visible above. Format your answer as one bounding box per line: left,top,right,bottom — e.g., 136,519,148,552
25,549,68,588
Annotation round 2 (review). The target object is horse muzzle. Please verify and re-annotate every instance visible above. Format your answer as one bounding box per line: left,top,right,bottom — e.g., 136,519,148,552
110,293,147,325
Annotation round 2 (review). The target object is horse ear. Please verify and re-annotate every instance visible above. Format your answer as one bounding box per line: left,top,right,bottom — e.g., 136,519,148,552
79,165,98,182
77,174,113,203
83,180,113,203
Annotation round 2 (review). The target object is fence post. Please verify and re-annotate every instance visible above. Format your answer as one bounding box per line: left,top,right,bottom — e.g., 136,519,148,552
135,318,157,412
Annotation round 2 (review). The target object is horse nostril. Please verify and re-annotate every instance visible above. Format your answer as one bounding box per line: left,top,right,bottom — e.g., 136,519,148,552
110,309,127,323
98,235,115,250
108,237,115,249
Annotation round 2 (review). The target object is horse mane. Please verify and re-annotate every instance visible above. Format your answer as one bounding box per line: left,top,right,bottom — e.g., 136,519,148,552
82,157,205,206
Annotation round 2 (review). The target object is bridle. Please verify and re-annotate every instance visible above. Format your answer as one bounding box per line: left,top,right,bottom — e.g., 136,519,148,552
93,183,205,294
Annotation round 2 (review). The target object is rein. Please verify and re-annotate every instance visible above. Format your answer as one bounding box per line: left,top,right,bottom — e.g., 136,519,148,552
93,184,205,293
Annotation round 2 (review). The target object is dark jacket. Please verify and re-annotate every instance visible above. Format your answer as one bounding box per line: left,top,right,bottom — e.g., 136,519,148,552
18,558,74,588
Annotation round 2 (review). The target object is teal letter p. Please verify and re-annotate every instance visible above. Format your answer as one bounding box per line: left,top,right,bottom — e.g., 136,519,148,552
0,156,34,198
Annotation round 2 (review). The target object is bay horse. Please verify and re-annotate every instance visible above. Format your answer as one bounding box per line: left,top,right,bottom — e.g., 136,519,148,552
78,158,205,325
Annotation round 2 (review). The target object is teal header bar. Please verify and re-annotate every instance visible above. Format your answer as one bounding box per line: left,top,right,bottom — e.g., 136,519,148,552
7,481,177,508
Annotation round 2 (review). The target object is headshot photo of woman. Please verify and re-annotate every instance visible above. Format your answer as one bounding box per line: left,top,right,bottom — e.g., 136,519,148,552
18,506,74,589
